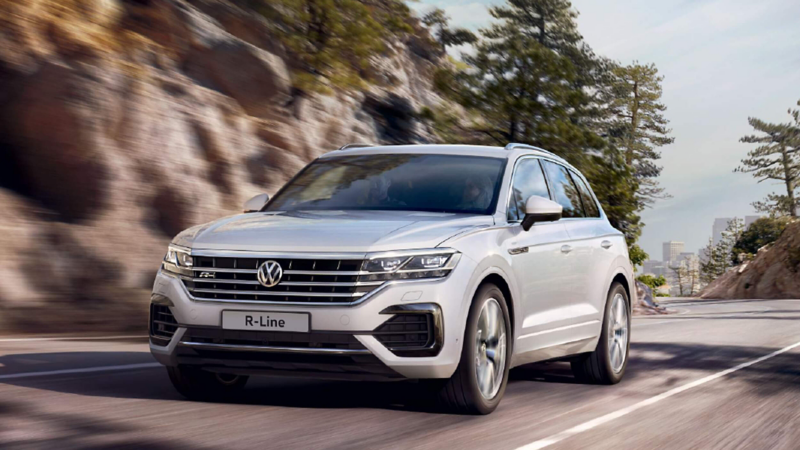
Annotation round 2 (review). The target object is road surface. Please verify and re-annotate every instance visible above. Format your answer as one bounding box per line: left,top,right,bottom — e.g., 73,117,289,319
1,299,799,449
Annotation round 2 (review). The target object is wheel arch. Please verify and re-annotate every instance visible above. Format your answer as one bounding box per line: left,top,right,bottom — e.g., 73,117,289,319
606,260,635,312
478,273,515,337
612,273,631,304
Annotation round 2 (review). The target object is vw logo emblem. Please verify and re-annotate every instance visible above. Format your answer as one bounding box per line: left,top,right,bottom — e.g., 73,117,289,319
257,260,283,288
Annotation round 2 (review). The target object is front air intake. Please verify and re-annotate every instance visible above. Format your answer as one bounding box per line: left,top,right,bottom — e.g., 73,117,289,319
150,304,178,345
374,314,433,350
374,304,443,357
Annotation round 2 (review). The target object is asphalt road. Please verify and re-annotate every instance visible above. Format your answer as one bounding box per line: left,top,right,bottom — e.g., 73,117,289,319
2,299,800,449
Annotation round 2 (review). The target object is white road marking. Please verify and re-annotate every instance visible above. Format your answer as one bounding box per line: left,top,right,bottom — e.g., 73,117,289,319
515,338,800,450
0,335,148,343
0,363,161,381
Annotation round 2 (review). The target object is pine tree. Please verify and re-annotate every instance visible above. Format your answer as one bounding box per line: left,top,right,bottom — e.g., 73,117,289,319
260,0,414,92
700,218,745,282
431,0,644,248
700,238,721,284
605,62,674,206
421,8,477,52
737,101,800,217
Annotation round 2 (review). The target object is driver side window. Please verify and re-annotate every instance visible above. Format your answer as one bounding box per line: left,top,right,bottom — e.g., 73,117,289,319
508,158,550,222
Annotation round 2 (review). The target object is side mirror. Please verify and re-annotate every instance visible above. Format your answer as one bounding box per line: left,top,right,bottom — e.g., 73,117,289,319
522,196,562,231
243,193,270,213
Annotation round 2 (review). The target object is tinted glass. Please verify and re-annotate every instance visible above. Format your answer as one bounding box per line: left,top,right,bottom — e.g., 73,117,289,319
508,158,550,221
541,161,585,218
267,154,506,214
571,171,601,217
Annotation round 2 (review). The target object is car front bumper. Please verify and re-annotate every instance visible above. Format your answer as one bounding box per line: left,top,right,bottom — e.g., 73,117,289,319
149,256,477,379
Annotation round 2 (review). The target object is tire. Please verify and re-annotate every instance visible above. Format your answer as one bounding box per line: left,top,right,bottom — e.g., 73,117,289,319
571,282,630,384
433,283,512,415
167,365,248,401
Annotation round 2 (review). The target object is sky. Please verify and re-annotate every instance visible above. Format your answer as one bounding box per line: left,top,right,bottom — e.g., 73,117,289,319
413,0,800,259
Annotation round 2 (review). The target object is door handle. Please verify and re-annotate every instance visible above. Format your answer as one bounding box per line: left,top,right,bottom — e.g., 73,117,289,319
601,240,612,249
560,245,573,254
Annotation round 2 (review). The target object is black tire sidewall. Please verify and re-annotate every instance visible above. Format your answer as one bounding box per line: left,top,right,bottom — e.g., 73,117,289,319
459,283,513,414
598,283,630,383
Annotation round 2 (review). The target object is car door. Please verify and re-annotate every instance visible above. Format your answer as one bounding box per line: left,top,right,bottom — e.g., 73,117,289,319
500,157,573,355
565,169,618,322
540,160,607,329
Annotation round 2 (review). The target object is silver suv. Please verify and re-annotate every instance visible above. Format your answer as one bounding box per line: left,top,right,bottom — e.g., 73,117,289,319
150,143,634,414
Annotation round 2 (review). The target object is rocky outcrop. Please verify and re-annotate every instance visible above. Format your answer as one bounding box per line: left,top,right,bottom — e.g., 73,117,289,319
634,281,669,315
0,0,446,332
701,220,800,299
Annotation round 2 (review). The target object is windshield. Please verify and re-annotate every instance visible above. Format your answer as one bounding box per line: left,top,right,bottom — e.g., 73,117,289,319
266,154,507,214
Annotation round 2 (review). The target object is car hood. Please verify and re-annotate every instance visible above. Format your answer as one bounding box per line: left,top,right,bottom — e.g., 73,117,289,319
173,210,493,253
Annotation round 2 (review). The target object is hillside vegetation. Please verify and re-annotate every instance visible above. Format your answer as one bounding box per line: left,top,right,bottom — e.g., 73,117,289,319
702,220,800,299
0,0,680,331
0,0,447,332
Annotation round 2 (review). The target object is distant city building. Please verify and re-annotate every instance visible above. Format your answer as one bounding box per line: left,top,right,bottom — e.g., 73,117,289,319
643,260,664,276
745,215,762,229
712,218,732,245
662,241,685,265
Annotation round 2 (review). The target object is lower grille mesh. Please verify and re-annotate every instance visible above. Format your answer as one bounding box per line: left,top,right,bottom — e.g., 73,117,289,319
182,328,366,351
374,313,433,353
150,304,178,345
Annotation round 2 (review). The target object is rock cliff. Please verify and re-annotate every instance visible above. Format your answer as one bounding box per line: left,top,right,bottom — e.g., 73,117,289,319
701,220,800,299
0,0,446,331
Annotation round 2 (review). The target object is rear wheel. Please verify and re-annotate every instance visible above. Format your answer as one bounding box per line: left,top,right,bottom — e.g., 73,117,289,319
167,365,248,401
433,283,512,415
571,282,630,384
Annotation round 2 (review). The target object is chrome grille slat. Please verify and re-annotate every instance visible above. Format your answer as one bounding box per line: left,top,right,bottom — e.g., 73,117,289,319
185,255,375,304
191,278,260,285
190,268,436,276
284,270,363,276
188,288,366,298
189,279,382,287
194,268,257,274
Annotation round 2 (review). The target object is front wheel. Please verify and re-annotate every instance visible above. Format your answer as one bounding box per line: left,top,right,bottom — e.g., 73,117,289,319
571,282,630,384
433,283,512,415
167,365,248,401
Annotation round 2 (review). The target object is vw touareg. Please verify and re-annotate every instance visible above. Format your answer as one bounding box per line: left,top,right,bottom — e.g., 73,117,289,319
150,143,634,414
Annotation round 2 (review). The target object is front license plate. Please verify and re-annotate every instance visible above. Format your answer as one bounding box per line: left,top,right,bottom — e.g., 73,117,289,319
222,311,310,332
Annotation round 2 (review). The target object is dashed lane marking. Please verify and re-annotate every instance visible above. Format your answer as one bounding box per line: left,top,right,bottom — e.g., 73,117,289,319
515,338,800,450
0,363,161,381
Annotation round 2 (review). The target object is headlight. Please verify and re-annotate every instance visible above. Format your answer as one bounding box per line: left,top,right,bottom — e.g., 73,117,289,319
363,257,408,273
404,255,451,270
162,245,193,276
360,250,460,282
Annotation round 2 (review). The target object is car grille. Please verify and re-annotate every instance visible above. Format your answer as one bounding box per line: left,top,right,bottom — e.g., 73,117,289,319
182,256,381,304
374,313,434,354
182,328,367,351
150,304,178,345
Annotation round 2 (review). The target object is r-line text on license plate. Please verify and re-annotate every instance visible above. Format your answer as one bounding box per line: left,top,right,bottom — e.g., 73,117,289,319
221,311,309,332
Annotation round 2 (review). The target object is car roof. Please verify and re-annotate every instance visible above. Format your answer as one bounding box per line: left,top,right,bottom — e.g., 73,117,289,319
319,144,573,168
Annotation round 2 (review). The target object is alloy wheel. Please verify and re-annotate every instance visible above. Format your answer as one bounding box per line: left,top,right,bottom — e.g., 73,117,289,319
474,298,507,400
607,293,629,373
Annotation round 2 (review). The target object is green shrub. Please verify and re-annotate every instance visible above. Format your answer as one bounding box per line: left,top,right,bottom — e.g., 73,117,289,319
732,217,791,263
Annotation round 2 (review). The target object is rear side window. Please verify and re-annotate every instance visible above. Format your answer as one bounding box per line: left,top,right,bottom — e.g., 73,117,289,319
541,161,585,218
570,171,601,218
508,158,550,221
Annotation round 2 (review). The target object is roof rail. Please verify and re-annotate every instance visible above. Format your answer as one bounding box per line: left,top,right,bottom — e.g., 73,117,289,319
504,143,567,162
338,143,375,151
